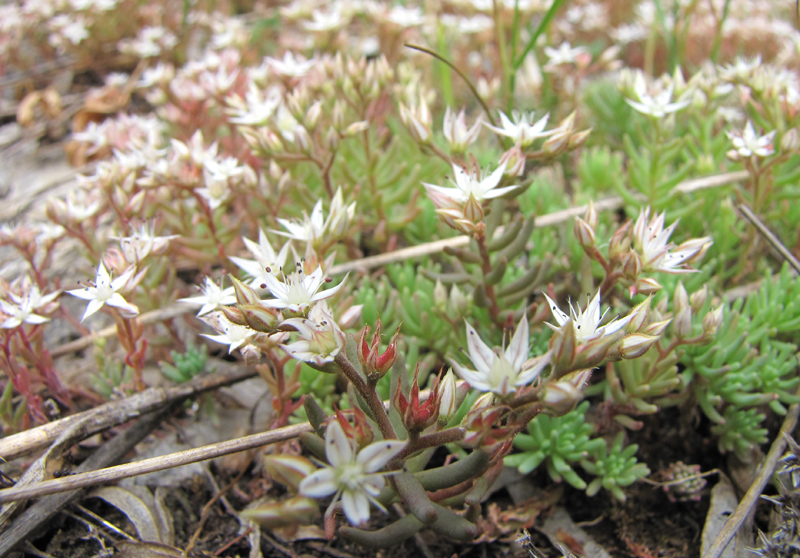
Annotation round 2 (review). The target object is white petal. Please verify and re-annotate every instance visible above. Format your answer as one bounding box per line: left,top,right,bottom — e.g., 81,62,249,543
357,440,406,473
505,315,530,372
543,294,569,326
341,490,370,526
82,299,105,321
299,469,338,498
464,322,495,376
325,420,353,467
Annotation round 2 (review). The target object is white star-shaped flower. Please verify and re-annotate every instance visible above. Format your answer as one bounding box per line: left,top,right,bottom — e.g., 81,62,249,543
299,420,405,526
727,120,776,158
201,315,256,354
261,263,347,315
68,263,139,321
281,304,346,366
483,110,553,147
543,291,631,345
230,229,293,288
0,283,58,329
423,163,519,206
625,71,689,118
448,316,551,396
632,208,711,274
178,277,236,316
442,108,483,153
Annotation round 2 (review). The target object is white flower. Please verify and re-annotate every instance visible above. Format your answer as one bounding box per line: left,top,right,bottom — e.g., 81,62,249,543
0,283,58,329
727,120,776,158
178,277,236,316
484,110,553,147
275,189,356,248
543,291,631,345
625,71,689,118
230,229,293,288
201,315,256,353
443,108,483,152
266,52,317,77
386,5,424,27
718,55,761,83
633,208,711,274
227,86,281,126
299,420,405,526
113,222,178,263
302,7,348,32
68,263,139,321
423,163,518,205
449,316,551,396
261,263,348,315
543,42,586,70
281,304,346,365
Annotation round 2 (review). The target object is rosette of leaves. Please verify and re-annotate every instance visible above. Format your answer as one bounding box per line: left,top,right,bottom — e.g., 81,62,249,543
580,432,650,502
505,402,605,490
682,264,800,457
159,343,210,383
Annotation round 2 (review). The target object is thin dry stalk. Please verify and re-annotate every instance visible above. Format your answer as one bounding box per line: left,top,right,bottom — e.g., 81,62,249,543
0,422,312,504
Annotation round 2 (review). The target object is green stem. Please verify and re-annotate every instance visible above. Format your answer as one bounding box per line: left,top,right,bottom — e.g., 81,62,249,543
513,0,567,69
405,43,494,123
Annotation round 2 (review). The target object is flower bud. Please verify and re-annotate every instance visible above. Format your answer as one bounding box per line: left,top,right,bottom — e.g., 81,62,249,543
231,276,261,305
325,127,340,151
672,306,693,339
608,222,632,260
781,128,799,152
626,296,651,333
702,306,724,336
438,369,459,422
584,201,598,230
632,277,663,296
567,128,592,150
690,285,707,313
332,101,346,130
450,284,469,315
240,304,279,332
241,496,320,528
618,333,659,358
673,282,689,311
263,455,317,493
305,101,322,130
469,392,495,414
338,305,363,330
343,120,370,137
499,144,525,176
574,217,596,250
463,195,485,224
621,250,643,279
433,279,448,310
541,369,591,415
293,126,312,153
641,318,672,337
358,320,399,381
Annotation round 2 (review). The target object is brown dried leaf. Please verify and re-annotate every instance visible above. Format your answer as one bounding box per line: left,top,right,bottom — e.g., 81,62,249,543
89,486,165,543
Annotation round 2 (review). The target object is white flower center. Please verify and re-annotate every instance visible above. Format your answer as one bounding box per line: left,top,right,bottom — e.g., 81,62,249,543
487,353,516,393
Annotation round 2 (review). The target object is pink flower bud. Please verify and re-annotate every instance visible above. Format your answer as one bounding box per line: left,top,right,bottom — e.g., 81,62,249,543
619,333,659,358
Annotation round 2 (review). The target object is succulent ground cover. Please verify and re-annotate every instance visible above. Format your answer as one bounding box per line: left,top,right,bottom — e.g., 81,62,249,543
1,0,800,556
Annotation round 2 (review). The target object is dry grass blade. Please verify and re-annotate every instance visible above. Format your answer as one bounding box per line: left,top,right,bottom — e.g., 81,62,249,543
0,422,312,504
0,366,257,461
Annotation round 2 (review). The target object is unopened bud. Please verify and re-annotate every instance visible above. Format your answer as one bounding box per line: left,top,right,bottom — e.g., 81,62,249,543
626,296,651,332
618,333,659,358
541,369,590,415
263,455,317,493
338,305,363,330
702,306,724,336
673,282,689,311
325,127,340,151
241,496,320,529
469,392,495,414
450,284,469,315
574,217,596,250
231,276,261,305
463,195,485,224
499,145,525,176
332,101,346,130
584,201,598,229
782,128,799,152
641,318,671,337
608,222,632,260
220,304,248,326
672,306,693,339
343,120,370,137
690,285,708,313
632,276,663,296
294,126,312,152
567,128,592,150
305,101,322,130
433,279,448,310
240,304,279,332
621,250,643,278
438,369,459,422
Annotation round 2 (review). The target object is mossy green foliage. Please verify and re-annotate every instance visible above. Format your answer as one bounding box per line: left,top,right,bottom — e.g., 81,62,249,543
505,402,604,490
580,432,650,502
159,343,210,383
683,263,800,456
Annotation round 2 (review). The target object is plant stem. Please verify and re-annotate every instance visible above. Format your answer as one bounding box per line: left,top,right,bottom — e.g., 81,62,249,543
334,353,396,440
475,224,502,323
